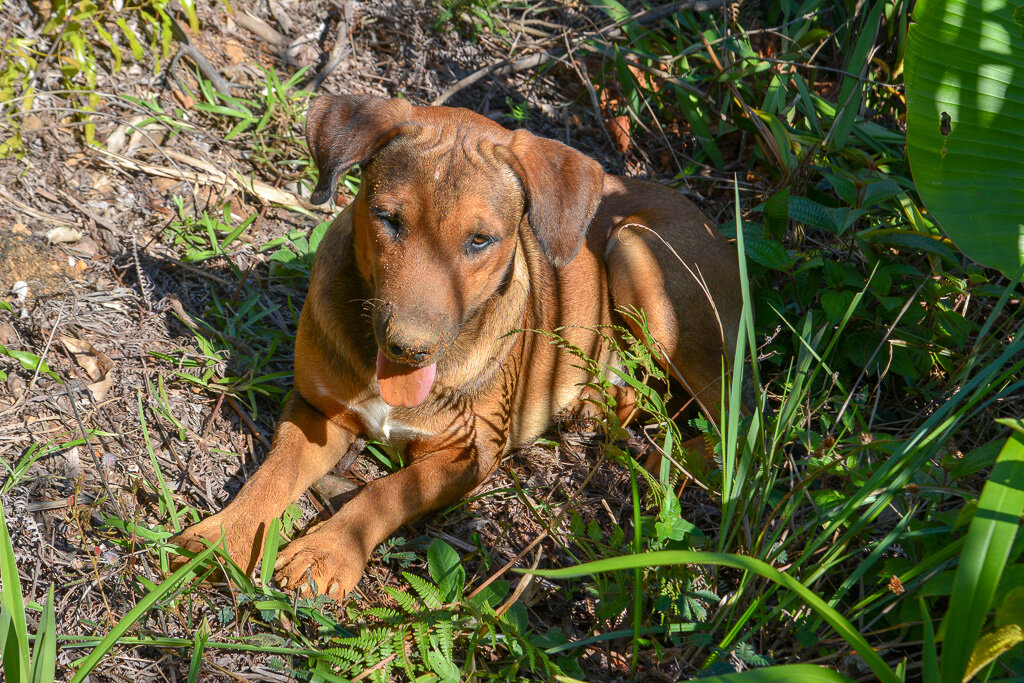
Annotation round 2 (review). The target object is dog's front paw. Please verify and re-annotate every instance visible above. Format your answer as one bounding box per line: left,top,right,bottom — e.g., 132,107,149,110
273,531,367,600
170,514,261,575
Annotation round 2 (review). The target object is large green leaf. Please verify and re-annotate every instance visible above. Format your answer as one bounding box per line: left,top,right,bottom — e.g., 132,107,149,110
694,664,856,682
906,0,1024,277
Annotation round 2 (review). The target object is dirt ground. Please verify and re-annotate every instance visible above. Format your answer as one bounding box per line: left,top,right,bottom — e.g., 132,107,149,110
0,1,752,680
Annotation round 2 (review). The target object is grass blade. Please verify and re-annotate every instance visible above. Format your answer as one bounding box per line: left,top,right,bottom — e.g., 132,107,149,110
137,390,180,532
920,598,939,682
0,500,30,683
187,616,211,683
28,584,56,683
259,518,281,586
695,663,857,681
721,179,751,544
57,633,318,656
828,0,885,151
940,430,1024,683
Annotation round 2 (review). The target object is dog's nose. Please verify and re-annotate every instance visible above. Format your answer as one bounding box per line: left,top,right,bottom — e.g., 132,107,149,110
388,343,430,364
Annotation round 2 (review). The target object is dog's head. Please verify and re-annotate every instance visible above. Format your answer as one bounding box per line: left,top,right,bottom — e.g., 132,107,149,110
306,94,604,407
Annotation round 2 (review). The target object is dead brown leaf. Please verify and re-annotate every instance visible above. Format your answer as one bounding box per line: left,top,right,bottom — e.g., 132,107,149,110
60,335,114,401
605,115,632,154
171,89,195,109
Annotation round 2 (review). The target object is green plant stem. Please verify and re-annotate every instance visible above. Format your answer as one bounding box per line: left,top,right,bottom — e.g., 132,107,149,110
630,461,641,676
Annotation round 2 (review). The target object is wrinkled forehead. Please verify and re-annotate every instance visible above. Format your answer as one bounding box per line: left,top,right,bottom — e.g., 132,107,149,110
361,127,525,220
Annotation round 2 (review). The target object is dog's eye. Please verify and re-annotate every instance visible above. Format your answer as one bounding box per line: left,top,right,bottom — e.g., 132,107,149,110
467,233,495,253
371,207,402,238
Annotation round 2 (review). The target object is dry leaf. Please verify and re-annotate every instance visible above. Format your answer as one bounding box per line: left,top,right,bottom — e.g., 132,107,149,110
65,445,82,479
7,373,25,403
60,335,114,401
21,114,44,132
171,88,195,109
605,115,632,154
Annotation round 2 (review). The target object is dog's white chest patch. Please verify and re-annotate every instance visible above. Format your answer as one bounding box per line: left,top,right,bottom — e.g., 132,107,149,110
348,395,424,445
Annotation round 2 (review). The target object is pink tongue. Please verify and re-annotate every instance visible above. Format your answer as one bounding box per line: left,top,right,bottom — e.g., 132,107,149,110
376,351,436,407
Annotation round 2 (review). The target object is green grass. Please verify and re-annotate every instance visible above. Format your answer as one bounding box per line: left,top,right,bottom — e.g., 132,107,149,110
2,0,1023,680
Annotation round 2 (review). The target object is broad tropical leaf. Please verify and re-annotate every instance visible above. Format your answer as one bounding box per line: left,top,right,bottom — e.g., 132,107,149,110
906,0,1024,277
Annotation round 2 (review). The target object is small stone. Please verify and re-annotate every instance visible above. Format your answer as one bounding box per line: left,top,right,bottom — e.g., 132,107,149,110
10,223,30,235
7,373,25,402
45,226,83,244
11,281,28,304
0,323,18,346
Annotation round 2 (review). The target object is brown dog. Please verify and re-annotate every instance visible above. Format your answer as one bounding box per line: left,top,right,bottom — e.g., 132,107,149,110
173,94,742,598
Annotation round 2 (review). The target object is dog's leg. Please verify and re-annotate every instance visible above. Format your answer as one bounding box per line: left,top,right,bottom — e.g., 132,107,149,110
172,394,357,574
273,440,497,599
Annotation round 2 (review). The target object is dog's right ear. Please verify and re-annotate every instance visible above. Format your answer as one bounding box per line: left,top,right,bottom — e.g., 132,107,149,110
507,130,605,267
306,95,415,205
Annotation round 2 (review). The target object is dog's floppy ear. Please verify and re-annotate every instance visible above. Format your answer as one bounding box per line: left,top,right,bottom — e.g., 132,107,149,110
508,129,605,267
306,94,415,205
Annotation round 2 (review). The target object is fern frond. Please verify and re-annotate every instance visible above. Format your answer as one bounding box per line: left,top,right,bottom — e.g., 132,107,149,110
394,630,416,678
436,612,455,663
383,585,420,613
524,636,537,672
362,606,401,621
374,635,394,683
320,646,363,665
412,620,431,662
403,572,443,608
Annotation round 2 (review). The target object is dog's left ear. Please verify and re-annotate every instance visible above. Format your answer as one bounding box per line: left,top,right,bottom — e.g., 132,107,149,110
306,94,415,205
508,130,605,267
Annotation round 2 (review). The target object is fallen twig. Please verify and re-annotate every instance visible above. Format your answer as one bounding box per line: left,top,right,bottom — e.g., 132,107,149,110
308,2,354,91
0,187,81,228
233,9,289,47
171,44,234,97
432,51,555,106
227,396,272,451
